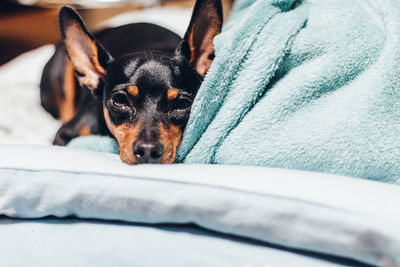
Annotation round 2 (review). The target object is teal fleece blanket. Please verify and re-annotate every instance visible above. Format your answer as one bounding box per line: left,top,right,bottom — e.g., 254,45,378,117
175,0,400,184
70,0,400,184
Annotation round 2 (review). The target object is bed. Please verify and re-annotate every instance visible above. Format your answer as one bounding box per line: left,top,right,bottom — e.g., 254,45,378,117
1,2,400,267
2,145,400,266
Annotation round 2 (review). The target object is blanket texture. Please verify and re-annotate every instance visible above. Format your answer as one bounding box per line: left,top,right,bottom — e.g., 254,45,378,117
68,135,120,153
174,0,400,184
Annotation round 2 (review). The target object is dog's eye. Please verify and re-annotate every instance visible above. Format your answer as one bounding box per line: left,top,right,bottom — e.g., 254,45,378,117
111,93,129,108
174,97,192,111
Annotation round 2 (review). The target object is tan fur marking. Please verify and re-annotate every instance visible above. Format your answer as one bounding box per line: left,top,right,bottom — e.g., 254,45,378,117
104,107,141,165
167,88,179,101
89,41,106,75
159,123,183,164
78,125,91,136
127,85,139,97
103,107,116,135
58,58,76,123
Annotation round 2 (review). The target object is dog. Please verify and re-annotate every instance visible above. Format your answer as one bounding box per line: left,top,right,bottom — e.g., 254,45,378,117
40,0,223,164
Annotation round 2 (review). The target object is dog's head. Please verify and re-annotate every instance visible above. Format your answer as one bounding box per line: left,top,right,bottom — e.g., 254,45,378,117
58,0,222,164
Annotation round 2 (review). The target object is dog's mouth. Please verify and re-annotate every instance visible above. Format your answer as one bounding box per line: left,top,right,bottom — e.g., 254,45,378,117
104,107,183,165
119,123,183,165
119,135,182,165
122,141,176,164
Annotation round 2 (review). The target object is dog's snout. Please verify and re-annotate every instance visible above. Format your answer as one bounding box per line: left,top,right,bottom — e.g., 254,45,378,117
133,140,163,164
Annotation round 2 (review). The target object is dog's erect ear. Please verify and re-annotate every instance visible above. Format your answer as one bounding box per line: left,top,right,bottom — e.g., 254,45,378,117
58,6,112,96
177,0,223,77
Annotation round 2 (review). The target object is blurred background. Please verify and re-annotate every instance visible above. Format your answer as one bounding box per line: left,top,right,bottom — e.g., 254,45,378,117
0,0,233,65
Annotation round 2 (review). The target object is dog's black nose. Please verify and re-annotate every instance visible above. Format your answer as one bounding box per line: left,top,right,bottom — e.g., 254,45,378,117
133,141,164,164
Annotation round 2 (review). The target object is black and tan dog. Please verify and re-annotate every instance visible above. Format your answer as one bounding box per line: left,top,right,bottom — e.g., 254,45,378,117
40,0,222,164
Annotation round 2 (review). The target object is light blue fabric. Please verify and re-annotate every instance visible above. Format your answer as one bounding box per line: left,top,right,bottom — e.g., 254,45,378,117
174,0,400,184
0,218,355,267
1,145,400,266
68,135,119,154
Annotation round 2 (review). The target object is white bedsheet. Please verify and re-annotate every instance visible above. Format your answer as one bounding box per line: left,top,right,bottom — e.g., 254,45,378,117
0,45,59,144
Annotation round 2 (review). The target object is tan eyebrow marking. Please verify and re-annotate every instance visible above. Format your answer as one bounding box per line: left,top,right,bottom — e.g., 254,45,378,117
167,88,179,101
127,85,139,97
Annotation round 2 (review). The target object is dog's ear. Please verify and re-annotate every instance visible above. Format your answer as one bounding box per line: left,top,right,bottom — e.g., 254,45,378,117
176,0,223,77
58,6,112,97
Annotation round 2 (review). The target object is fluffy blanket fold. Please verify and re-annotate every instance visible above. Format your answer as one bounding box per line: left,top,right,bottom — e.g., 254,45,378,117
175,0,400,184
